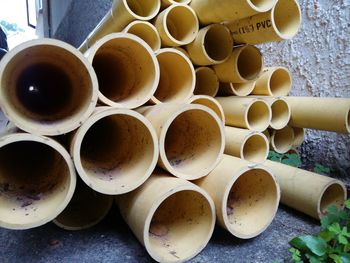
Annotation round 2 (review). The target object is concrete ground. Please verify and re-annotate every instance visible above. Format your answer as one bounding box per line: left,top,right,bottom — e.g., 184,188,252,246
0,204,320,263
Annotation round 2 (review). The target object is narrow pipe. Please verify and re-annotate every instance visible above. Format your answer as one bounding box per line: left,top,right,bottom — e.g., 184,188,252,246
79,0,161,53
0,133,76,230
270,126,294,154
224,126,269,163
151,48,195,104
123,21,161,51
292,127,305,147
139,103,225,180
285,97,350,133
216,97,272,132
190,0,277,25
155,4,199,47
196,155,280,239
194,67,219,97
188,95,225,123
264,160,347,219
117,172,215,262
186,24,233,66
218,81,256,96
227,0,302,45
0,39,98,136
71,107,158,195
252,67,292,96
53,178,113,231
86,33,160,109
214,45,263,83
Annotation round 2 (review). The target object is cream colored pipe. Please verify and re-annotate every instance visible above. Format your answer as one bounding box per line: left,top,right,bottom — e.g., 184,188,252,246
263,129,271,143
139,104,225,180
71,107,158,195
196,155,280,239
79,0,161,53
0,133,76,230
270,125,294,154
123,21,161,51
155,4,199,47
86,33,160,109
252,67,292,96
188,95,225,123
186,24,233,66
118,172,215,262
227,0,302,45
292,127,305,147
214,45,263,83
264,160,347,219
216,97,271,132
54,179,113,231
285,97,350,133
151,48,195,104
194,67,219,97
0,39,98,136
190,0,277,25
219,81,256,96
161,0,191,8
225,126,269,163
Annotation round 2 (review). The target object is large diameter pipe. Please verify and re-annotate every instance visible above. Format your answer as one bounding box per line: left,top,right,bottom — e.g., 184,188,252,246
227,0,302,45
54,178,113,231
225,126,269,163
214,45,263,83
285,97,350,133
123,21,161,51
194,67,219,97
252,67,292,96
0,39,98,136
270,125,294,154
186,24,233,66
139,104,225,180
219,81,256,97
79,0,161,53
216,97,272,132
188,95,225,123
264,160,347,219
118,172,215,262
190,0,277,25
155,4,199,47
71,107,158,195
151,48,195,104
196,155,280,239
0,133,76,230
86,33,160,109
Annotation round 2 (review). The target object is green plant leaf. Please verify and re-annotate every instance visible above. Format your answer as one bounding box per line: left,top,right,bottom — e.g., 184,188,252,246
345,200,350,209
319,230,335,242
290,235,327,256
268,151,282,162
339,234,348,245
281,153,302,167
329,223,342,234
314,163,331,174
289,248,302,263
340,253,350,263
330,254,342,263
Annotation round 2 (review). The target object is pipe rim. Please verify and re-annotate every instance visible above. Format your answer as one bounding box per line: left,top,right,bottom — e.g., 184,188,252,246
159,104,225,180
241,132,269,163
236,45,264,82
267,67,292,96
194,67,220,97
222,166,280,239
231,81,256,96
72,108,159,195
346,109,350,133
245,99,272,132
188,95,225,123
116,0,161,21
0,133,76,230
318,181,347,219
270,97,291,130
292,127,305,147
88,33,160,109
144,184,216,262
271,126,295,154
248,0,278,12
0,38,98,136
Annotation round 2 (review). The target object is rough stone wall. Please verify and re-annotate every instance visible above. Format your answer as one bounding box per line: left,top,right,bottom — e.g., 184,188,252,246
54,0,350,180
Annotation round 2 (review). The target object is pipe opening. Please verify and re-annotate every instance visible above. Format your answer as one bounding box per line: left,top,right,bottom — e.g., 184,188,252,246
165,5,198,44
92,37,157,108
271,126,294,153
246,101,270,131
320,183,346,215
273,0,301,39
242,134,268,163
79,114,156,194
233,82,256,96
194,67,219,97
125,0,159,18
269,68,292,96
226,168,278,238
250,0,276,11
54,179,112,230
0,140,70,227
154,50,194,103
204,25,232,62
189,96,225,122
237,46,263,80
164,109,223,179
270,99,291,129
148,190,213,262
124,22,160,51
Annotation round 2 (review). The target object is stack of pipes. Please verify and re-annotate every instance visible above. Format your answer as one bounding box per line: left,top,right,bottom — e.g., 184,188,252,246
0,0,348,262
